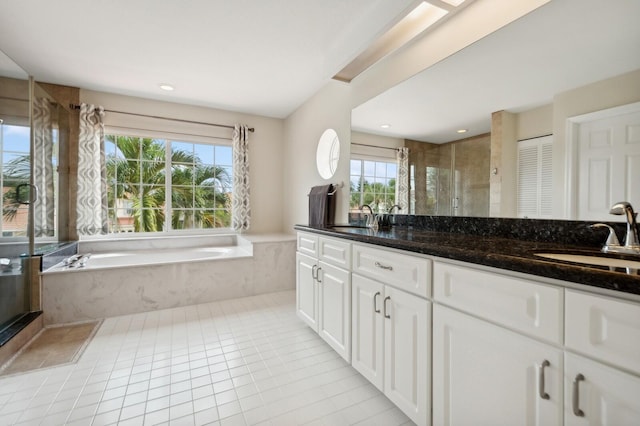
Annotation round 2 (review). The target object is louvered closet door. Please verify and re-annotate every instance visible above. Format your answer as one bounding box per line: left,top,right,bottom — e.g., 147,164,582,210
517,135,553,218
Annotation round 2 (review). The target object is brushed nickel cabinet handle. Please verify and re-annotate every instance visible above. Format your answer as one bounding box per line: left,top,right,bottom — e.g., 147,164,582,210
538,360,550,400
375,261,393,271
316,267,322,283
383,296,391,319
374,292,381,313
572,374,585,417
311,265,318,281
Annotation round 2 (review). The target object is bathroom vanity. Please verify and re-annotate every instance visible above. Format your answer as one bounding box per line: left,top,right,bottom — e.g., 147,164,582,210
294,222,640,426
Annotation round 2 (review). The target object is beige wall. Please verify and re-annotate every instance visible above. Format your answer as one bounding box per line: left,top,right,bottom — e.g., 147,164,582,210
81,90,286,234
282,80,351,231
516,104,553,140
350,131,403,159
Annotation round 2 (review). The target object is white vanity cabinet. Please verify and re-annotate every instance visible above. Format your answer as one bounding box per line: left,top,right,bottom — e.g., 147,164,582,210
351,243,431,426
297,229,640,426
563,290,640,425
432,261,564,425
296,232,352,362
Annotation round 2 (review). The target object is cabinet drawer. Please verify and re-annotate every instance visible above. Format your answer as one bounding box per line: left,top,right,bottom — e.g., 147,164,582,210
433,262,563,344
352,243,430,298
319,237,351,269
565,290,640,376
297,232,318,257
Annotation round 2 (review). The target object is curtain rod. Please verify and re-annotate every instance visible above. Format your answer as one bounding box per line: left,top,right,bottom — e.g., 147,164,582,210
351,142,400,151
69,103,254,133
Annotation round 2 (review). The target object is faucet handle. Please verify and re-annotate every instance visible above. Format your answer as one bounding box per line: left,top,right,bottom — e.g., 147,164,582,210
590,223,621,248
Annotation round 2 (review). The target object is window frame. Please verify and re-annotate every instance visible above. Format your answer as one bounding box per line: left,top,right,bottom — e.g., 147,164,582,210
350,154,398,214
91,128,234,239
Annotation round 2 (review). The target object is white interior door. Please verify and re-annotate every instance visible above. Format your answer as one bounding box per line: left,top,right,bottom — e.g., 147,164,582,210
575,105,640,221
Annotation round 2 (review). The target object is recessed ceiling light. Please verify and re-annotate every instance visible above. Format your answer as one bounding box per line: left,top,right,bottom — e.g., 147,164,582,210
381,124,391,129
159,83,174,91
457,129,468,133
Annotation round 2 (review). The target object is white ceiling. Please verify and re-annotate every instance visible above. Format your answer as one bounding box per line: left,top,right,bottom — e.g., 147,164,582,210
0,0,417,118
351,0,640,143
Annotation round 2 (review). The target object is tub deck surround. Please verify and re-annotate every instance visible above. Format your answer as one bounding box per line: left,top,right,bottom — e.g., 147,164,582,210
41,234,296,325
295,220,640,297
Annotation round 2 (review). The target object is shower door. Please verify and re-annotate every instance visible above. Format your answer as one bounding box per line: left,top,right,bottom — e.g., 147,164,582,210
0,52,34,342
410,135,490,216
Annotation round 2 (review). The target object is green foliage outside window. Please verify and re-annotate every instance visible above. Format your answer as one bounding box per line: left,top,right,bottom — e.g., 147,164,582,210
106,135,232,233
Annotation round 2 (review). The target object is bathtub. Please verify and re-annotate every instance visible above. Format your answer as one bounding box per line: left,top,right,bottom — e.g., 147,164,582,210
44,234,252,272
40,234,296,325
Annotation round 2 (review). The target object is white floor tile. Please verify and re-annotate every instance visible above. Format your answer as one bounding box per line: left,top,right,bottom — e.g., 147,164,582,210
0,291,414,426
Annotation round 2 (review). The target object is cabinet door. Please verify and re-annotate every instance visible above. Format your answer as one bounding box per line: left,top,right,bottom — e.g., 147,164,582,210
565,352,640,426
351,273,384,391
296,252,318,331
317,261,351,362
384,286,430,426
433,304,562,426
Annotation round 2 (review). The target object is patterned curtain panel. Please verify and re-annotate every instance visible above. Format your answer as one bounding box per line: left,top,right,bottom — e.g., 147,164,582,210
77,103,108,236
232,124,251,231
33,97,55,237
395,147,409,214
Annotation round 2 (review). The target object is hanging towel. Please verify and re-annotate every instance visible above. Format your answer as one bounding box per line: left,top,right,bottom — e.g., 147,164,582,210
308,184,335,226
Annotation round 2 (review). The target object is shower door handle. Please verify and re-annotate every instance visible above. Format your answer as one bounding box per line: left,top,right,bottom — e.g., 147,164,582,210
15,183,38,205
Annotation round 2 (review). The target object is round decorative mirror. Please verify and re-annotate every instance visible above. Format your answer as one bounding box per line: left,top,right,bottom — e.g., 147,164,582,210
316,128,340,179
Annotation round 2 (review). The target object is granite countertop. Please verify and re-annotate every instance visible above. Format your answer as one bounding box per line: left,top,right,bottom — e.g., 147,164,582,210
295,224,640,297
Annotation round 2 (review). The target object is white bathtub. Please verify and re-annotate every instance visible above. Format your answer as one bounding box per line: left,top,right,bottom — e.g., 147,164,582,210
44,234,253,273
40,234,296,325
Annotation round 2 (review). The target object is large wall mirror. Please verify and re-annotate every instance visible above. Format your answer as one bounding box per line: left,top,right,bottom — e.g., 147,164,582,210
350,0,640,220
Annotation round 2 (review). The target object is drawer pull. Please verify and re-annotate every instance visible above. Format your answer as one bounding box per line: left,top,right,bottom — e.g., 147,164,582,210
538,360,550,400
572,374,585,417
384,296,391,319
375,261,393,271
374,292,381,313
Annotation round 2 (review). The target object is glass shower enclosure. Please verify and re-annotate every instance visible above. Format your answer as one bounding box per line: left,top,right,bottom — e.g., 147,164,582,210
0,49,34,346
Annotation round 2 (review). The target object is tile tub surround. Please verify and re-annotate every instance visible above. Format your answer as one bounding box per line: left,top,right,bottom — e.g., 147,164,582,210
0,291,412,426
297,219,640,297
42,235,296,325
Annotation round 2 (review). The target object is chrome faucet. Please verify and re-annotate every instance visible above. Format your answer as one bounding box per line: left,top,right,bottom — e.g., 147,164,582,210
609,201,640,249
388,204,402,214
592,202,640,255
360,204,378,230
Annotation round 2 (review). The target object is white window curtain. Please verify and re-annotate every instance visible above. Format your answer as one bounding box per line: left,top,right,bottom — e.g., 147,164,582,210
77,103,108,236
32,97,55,236
395,147,409,213
232,124,251,231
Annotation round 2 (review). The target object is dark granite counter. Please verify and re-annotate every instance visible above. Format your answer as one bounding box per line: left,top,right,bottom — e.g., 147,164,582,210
295,223,640,297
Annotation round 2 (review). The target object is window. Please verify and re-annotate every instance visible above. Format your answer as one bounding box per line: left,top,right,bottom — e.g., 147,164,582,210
105,134,233,233
350,158,397,213
1,124,30,237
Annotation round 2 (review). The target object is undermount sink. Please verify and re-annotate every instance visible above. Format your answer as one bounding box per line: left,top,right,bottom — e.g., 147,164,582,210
535,252,640,270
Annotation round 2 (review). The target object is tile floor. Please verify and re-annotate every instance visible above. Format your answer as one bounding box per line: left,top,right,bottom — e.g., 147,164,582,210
0,290,414,426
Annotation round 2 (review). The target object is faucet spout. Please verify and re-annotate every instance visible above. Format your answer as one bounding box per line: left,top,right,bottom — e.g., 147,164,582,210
609,201,640,248
360,204,378,230
388,204,402,214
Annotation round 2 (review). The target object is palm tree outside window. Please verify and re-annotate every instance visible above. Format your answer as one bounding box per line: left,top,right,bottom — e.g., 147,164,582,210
105,135,232,233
